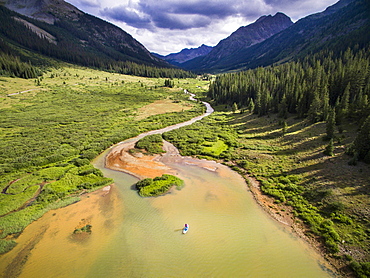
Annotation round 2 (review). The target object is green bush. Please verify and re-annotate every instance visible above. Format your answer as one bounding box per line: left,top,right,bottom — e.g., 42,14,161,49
0,239,17,254
330,213,353,224
73,224,92,234
0,185,39,216
135,174,184,197
350,261,370,278
135,178,153,189
135,134,165,154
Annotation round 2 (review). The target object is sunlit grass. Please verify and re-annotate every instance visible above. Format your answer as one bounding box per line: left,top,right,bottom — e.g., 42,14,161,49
0,65,209,254
164,107,370,263
202,140,228,156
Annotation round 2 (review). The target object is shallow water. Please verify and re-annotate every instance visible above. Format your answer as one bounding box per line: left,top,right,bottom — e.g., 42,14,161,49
0,147,333,278
0,100,334,278
87,152,333,278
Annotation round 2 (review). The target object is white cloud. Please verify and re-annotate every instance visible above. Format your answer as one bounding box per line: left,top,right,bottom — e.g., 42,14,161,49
66,0,339,55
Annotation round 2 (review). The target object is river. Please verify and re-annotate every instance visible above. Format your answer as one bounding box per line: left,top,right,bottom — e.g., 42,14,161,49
0,96,335,278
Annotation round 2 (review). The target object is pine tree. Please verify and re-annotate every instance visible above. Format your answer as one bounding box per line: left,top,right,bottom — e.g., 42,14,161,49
326,108,336,140
341,83,350,113
353,115,370,162
278,94,288,118
308,91,322,123
322,85,330,120
324,139,334,156
248,98,255,113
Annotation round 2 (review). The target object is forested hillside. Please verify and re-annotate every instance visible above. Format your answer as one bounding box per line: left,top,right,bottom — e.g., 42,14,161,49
209,47,369,118
208,47,370,158
201,47,370,276
185,0,369,73
0,5,194,79
183,12,293,71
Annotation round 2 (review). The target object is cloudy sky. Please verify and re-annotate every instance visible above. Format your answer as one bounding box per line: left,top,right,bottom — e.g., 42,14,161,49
66,0,339,55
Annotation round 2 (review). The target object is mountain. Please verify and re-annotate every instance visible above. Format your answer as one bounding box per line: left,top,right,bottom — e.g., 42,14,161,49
0,0,168,68
184,0,370,73
183,12,293,71
153,44,213,66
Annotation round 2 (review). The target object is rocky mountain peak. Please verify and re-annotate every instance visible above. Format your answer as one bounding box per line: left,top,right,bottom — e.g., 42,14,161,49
0,0,168,67
2,0,82,24
198,12,293,65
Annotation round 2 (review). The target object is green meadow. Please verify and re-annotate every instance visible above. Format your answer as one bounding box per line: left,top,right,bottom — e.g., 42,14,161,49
0,65,208,253
163,107,370,275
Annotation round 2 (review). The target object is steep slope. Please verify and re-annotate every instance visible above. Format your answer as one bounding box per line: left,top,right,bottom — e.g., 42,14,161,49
2,0,81,24
186,0,369,72
225,0,370,71
0,0,168,68
154,44,213,66
183,12,293,71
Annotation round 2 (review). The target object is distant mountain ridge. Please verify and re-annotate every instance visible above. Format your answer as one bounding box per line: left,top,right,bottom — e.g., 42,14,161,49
183,12,293,71
153,44,213,66
0,0,168,68
184,0,369,72
204,13,293,62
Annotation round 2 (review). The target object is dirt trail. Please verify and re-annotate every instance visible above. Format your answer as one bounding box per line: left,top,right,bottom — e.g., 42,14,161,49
7,88,41,96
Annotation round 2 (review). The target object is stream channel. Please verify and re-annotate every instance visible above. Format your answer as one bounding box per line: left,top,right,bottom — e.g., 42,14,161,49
0,94,335,278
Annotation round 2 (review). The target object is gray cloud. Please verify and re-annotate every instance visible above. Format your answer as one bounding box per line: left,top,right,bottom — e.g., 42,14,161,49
151,2,237,17
75,0,100,8
67,0,339,54
152,13,211,30
101,0,270,30
102,6,152,29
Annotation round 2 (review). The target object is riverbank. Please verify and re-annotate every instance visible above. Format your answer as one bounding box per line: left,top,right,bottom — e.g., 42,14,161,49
105,139,340,276
0,185,124,278
159,107,370,276
242,172,343,276
105,140,171,179
105,92,346,276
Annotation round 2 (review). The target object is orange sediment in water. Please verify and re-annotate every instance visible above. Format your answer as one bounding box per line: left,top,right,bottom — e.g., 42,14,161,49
0,186,124,278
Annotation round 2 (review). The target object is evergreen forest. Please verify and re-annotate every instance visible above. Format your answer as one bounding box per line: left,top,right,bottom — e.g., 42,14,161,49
208,47,370,162
0,6,195,79
0,0,369,276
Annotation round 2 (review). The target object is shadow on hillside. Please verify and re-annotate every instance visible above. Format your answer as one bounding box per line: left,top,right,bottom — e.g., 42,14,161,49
274,152,370,202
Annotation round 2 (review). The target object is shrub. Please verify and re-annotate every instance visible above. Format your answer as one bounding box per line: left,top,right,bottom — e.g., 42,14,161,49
135,134,165,154
323,139,334,156
350,261,370,278
135,174,184,197
135,178,153,189
73,224,92,234
330,213,353,224
0,239,17,254
72,158,90,167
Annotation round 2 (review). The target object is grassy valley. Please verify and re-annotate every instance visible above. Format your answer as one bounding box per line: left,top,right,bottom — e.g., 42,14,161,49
0,65,207,254
0,0,369,277
162,47,370,276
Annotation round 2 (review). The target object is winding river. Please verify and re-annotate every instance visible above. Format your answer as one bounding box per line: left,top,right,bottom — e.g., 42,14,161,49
0,95,335,278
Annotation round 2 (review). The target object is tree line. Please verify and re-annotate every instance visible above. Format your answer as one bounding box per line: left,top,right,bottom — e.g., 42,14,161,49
209,47,369,121
0,6,195,79
208,47,370,161
0,53,41,79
